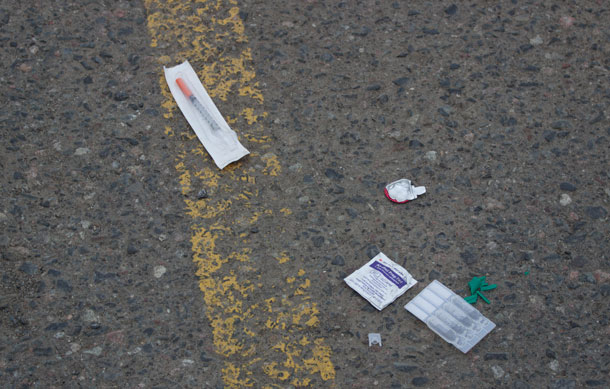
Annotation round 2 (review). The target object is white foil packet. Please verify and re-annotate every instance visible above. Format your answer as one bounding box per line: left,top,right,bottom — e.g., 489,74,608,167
164,61,249,169
344,252,417,311
384,178,426,203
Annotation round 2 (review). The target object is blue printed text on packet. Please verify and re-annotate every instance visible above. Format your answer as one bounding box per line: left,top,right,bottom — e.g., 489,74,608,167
369,261,407,288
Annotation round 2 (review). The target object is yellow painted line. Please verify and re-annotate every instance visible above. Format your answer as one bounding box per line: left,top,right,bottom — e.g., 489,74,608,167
143,0,335,386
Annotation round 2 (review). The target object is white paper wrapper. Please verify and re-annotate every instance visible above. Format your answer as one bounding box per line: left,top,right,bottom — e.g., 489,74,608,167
164,61,249,169
344,252,417,311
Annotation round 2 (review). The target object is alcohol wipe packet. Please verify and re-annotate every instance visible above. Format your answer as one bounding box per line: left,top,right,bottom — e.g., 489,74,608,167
344,252,417,311
164,61,249,169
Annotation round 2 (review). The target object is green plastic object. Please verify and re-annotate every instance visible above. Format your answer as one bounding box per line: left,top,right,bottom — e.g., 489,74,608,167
468,276,485,295
465,276,496,305
477,291,490,304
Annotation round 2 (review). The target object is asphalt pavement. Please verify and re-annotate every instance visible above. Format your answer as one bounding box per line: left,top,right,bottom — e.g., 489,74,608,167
1,0,609,388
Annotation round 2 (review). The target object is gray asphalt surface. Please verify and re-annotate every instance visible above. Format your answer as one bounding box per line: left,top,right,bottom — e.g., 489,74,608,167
1,1,609,388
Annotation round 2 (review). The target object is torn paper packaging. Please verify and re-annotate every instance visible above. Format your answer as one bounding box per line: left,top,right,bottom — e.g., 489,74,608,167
405,280,495,353
344,252,417,311
164,61,249,169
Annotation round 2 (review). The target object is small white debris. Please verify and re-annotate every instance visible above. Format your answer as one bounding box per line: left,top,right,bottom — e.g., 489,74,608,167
368,333,382,347
154,265,167,278
491,365,505,379
83,346,103,356
559,193,572,206
128,347,142,355
80,220,91,229
74,147,90,156
70,343,81,353
530,35,543,45
54,332,65,339
549,360,559,372
182,359,195,366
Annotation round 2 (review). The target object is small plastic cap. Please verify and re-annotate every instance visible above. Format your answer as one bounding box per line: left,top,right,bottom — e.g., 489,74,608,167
176,78,193,97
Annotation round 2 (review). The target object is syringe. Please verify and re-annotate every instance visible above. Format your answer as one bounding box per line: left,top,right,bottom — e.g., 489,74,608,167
176,78,222,133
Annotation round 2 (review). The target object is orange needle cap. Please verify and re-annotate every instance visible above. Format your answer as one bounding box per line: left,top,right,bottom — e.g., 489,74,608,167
176,78,193,98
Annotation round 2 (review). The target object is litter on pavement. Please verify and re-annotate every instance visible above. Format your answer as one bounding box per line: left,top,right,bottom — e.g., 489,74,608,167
344,252,417,311
405,280,495,353
384,178,426,203
464,276,497,304
164,60,249,169
368,333,382,347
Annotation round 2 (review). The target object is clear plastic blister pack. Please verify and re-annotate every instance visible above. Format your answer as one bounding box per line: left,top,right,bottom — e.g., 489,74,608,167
405,280,495,353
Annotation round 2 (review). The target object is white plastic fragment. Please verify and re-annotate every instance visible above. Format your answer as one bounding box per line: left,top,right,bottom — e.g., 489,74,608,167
164,61,249,169
368,333,382,347
384,178,426,203
405,280,495,353
344,252,417,311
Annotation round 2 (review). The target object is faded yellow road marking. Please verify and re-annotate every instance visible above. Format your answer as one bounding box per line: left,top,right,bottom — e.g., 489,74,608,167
143,0,335,386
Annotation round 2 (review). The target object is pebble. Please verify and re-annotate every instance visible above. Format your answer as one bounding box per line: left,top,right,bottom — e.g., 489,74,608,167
127,244,138,255
393,77,409,87
460,249,476,264
393,363,417,372
485,198,505,211
83,346,103,356
325,168,343,180
530,35,543,45
114,91,129,101
19,262,38,275
83,309,100,323
491,365,505,379
331,255,345,266
445,4,457,15
551,120,572,130
74,147,90,156
197,189,208,199
585,206,607,219
484,353,508,360
154,265,167,278
288,163,302,171
406,114,419,126
424,151,437,162
412,377,429,386
559,16,575,28
559,194,572,206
